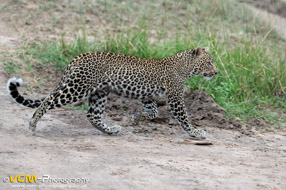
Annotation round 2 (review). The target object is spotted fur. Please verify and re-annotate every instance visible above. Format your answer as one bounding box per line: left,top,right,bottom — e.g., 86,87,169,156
7,47,217,139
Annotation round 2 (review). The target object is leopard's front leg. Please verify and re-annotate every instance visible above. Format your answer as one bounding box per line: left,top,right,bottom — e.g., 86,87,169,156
167,94,206,140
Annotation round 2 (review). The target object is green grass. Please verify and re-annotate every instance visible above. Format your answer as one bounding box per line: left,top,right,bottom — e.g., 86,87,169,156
8,0,286,126
25,27,286,122
3,61,20,75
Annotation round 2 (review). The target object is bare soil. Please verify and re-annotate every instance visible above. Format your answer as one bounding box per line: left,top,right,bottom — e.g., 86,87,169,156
246,0,286,38
246,0,286,18
0,1,286,190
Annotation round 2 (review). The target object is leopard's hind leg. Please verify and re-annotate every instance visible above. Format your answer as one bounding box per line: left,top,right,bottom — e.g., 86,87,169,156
86,88,121,135
29,78,92,133
132,99,158,121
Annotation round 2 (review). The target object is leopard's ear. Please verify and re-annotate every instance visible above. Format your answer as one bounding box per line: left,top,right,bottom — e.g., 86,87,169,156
195,47,203,56
202,47,209,52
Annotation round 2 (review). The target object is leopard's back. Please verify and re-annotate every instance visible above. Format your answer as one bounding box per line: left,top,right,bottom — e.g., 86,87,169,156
63,52,169,99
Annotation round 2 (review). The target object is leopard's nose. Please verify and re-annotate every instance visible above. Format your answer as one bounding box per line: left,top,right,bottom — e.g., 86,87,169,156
214,71,218,75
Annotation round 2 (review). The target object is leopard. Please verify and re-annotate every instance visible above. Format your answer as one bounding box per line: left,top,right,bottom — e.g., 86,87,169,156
7,47,217,140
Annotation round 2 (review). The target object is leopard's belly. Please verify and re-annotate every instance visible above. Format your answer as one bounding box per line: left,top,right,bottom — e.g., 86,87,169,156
96,78,166,99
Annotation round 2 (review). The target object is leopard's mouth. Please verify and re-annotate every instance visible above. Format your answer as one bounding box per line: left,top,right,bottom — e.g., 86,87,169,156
204,76,212,81
203,73,213,77
202,73,215,81
203,73,211,77
202,71,217,79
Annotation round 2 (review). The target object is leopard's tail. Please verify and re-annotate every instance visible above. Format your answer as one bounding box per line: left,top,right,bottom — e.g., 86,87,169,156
7,78,45,108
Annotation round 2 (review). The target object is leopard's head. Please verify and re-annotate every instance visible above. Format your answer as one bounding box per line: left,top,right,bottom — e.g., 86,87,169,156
192,47,217,80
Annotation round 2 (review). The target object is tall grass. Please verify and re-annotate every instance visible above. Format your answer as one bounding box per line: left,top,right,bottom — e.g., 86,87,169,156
26,27,286,120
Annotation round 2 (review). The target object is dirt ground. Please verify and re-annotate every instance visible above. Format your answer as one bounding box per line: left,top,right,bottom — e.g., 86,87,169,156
0,1,286,190
246,0,286,38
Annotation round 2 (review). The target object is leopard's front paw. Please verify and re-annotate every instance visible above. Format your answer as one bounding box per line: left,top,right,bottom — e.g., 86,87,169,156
188,128,206,140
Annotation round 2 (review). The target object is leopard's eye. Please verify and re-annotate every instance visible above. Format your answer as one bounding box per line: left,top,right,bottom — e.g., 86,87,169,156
207,62,213,67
